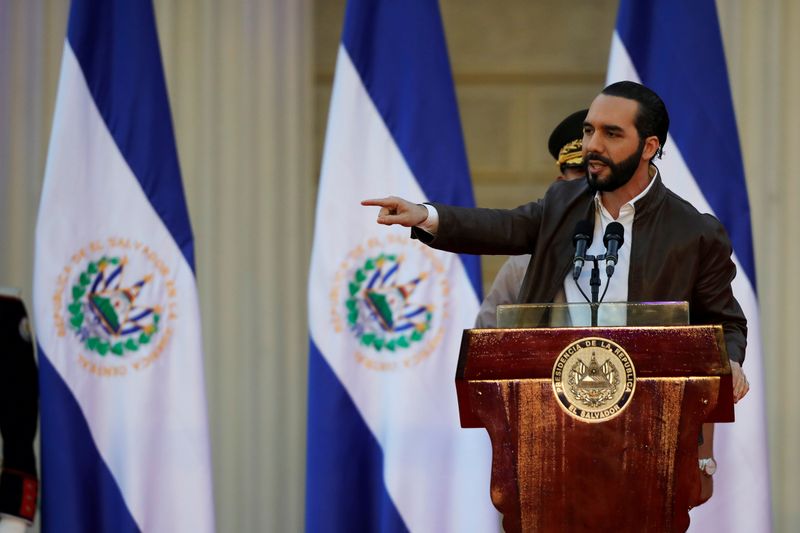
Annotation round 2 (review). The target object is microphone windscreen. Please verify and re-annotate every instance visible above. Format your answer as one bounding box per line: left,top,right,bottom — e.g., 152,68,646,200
572,219,593,246
603,221,624,246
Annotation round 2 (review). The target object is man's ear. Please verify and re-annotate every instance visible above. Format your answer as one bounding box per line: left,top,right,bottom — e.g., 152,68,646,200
642,135,660,160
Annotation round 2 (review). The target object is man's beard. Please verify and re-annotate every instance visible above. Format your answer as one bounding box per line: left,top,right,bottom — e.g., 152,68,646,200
585,139,645,192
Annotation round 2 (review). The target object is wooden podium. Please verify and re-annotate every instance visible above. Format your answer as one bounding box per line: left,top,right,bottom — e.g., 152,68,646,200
456,325,734,533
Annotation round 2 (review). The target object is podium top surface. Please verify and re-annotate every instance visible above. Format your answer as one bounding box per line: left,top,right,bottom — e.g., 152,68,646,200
457,325,729,381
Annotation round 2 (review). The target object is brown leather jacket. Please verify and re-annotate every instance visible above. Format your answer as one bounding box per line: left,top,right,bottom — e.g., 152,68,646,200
413,171,747,364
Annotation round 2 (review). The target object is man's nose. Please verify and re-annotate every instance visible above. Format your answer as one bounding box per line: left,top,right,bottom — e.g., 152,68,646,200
583,133,602,155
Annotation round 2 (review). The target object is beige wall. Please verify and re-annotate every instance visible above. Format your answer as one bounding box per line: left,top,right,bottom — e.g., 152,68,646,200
1,0,798,531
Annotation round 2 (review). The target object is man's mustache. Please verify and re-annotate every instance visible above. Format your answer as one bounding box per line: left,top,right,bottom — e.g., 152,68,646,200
585,153,613,166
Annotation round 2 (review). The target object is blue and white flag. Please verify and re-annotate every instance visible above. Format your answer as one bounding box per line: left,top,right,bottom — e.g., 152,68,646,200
306,1,499,531
33,1,214,531
607,1,771,531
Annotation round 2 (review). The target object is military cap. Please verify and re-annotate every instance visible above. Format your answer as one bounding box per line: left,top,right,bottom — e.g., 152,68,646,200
547,108,589,167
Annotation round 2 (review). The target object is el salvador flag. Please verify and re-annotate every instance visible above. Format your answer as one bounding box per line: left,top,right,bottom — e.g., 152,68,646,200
33,1,214,531
306,1,499,532
607,1,771,531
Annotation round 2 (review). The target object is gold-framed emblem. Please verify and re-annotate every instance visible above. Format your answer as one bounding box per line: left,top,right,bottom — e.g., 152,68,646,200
551,337,636,422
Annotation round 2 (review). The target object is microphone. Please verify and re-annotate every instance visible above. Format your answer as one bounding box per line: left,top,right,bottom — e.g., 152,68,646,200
572,220,593,280
603,222,624,277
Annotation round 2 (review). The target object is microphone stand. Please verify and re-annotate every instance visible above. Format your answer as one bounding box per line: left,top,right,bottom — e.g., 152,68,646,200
588,254,601,327
574,253,612,328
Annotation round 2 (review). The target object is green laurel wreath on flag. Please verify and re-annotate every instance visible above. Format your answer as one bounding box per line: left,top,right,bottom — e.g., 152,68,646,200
67,256,160,357
346,253,432,352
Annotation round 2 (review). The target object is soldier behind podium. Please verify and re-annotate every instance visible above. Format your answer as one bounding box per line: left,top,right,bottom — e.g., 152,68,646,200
475,109,588,329
0,290,39,531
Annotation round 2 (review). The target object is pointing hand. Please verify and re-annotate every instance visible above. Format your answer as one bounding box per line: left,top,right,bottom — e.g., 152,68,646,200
361,196,429,227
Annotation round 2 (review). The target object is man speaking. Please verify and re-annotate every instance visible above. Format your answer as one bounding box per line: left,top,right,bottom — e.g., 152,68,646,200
363,81,749,403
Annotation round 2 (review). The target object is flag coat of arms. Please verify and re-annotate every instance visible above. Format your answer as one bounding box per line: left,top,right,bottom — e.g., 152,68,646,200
33,1,214,531
306,1,499,532
606,1,771,531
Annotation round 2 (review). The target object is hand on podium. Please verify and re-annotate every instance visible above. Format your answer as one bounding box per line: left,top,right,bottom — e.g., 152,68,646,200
730,361,749,403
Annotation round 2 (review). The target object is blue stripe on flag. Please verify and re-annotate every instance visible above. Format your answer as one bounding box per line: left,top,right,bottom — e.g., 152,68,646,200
341,0,482,296
614,0,756,284
66,0,195,270
38,345,140,533
306,340,409,533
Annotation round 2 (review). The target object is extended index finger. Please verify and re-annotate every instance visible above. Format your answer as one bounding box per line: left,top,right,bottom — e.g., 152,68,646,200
361,197,395,208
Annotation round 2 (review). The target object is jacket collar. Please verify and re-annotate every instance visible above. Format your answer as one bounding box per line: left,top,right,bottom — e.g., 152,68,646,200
630,165,667,220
